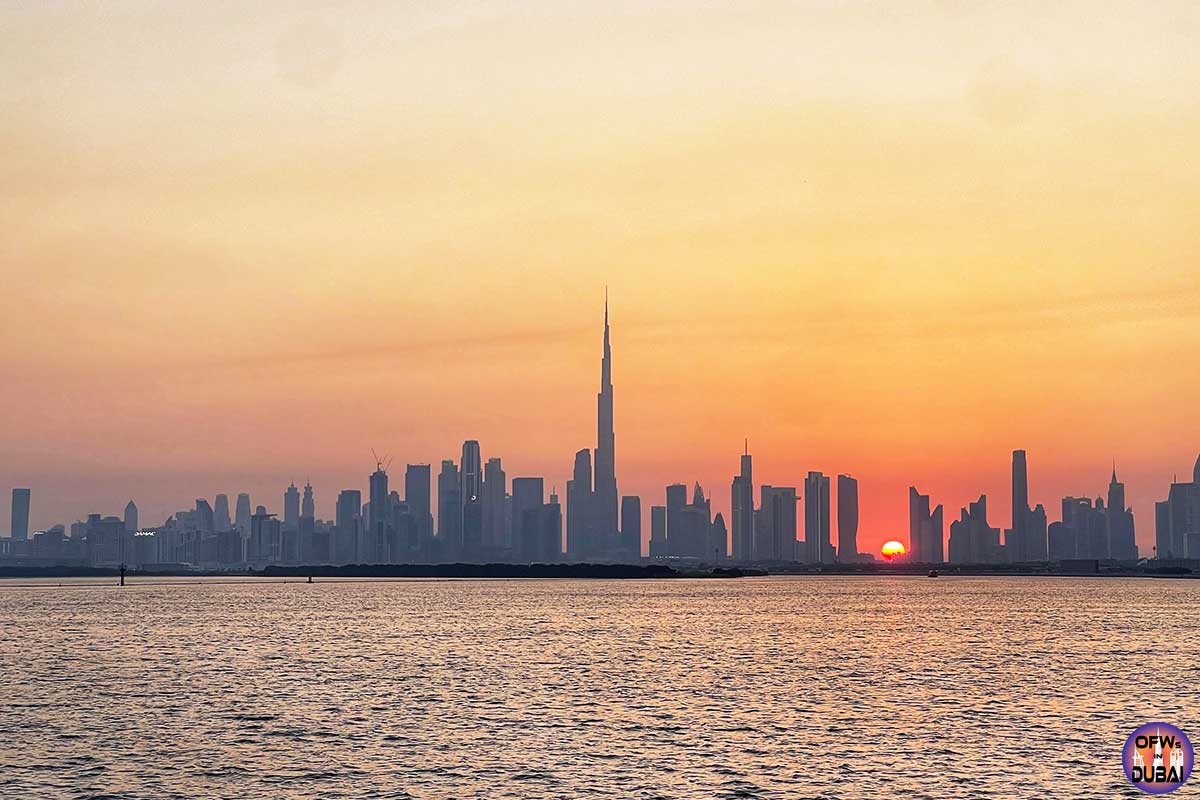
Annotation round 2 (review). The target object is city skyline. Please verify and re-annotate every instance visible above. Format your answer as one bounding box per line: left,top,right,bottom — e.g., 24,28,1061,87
2,297,1195,560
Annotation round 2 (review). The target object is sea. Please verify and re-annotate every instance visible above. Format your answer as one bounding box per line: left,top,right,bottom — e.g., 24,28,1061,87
1,575,1196,799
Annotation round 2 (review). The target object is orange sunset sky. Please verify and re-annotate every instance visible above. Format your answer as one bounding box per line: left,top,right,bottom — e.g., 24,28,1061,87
2,1,1198,554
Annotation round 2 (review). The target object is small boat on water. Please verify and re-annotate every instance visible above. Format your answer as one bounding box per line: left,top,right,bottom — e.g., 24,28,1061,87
927,569,939,578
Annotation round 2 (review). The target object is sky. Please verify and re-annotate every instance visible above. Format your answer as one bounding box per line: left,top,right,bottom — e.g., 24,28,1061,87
2,1,1199,555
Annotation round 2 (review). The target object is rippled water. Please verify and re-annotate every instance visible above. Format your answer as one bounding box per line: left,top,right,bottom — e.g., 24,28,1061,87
1,576,1197,798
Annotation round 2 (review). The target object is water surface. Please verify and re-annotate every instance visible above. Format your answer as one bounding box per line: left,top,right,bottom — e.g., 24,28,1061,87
1,576,1194,798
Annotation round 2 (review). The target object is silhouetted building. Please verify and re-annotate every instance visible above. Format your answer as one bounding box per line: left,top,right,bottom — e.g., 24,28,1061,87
1010,449,1030,557
620,495,641,559
1106,467,1137,561
437,460,462,558
757,485,797,561
249,511,281,565
235,493,252,534
482,458,507,550
284,482,300,532
804,471,832,563
335,489,362,564
511,477,545,562
1155,455,1200,559
195,498,215,533
405,464,433,545
709,513,727,561
10,488,30,540
908,487,943,564
948,495,1003,564
124,500,138,535
649,505,667,558
730,444,753,561
1062,496,1108,559
213,494,231,532
566,298,620,559
837,475,858,563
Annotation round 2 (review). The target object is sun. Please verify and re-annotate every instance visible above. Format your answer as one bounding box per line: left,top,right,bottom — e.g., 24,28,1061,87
880,540,907,561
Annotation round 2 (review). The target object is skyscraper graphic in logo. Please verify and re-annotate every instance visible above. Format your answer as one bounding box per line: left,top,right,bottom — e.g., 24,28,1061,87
1124,723,1193,794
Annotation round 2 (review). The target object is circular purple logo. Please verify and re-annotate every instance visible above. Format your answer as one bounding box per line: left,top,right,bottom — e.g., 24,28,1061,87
1123,723,1193,794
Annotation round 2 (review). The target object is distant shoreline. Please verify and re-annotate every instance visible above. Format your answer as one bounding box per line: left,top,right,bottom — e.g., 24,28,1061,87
0,560,1194,581
0,563,761,581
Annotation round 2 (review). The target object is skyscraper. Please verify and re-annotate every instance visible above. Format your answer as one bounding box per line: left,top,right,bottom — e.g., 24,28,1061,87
461,441,482,503
758,485,797,561
620,495,641,559
284,482,300,531
665,483,687,557
837,474,858,563
405,464,433,545
511,477,544,562
10,488,30,540
301,480,315,520
124,500,138,535
566,448,594,558
437,460,462,557
908,486,943,564
335,489,362,563
593,293,619,548
213,494,231,532
567,296,620,559
234,493,252,534
731,443,753,561
369,465,390,562
804,471,832,563
649,505,667,558
482,458,507,550
1009,449,1031,560
948,495,1002,564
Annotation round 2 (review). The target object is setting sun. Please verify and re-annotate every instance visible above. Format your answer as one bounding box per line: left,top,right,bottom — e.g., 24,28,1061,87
880,541,907,561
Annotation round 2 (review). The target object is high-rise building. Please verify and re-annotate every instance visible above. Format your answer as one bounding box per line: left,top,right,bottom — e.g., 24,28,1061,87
730,444,753,561
482,458,507,550
804,472,832,563
665,483,688,557
649,506,667,558
757,485,797,561
461,441,482,503
948,495,1003,564
195,498,215,533
566,297,620,560
908,486,944,564
437,460,462,557
620,495,641,559
709,513,727,561
213,494,231,532
593,294,619,551
10,488,30,540
405,464,433,545
1011,449,1029,551
234,493,252,534
671,483,712,559
369,465,390,563
511,477,544,562
283,482,300,531
837,474,858,563
566,448,594,558
335,490,362,564
301,480,315,520
124,500,138,535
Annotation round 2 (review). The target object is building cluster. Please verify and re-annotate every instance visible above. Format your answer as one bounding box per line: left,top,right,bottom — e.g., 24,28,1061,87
909,451,1155,565
1,300,1197,569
